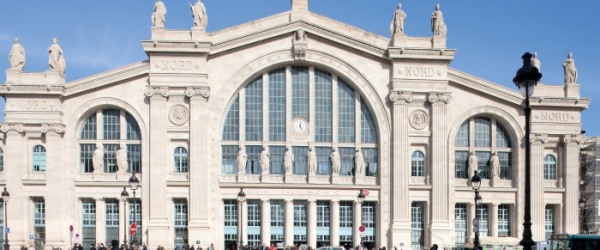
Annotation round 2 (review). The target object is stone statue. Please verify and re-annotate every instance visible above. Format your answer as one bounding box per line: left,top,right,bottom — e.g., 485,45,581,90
490,152,500,178
116,144,128,173
294,29,306,42
260,146,270,174
190,0,208,29
48,38,66,74
9,38,25,71
284,146,294,174
331,147,341,175
152,0,167,28
468,151,477,178
390,3,407,36
93,144,103,173
354,147,365,176
237,146,247,174
531,52,541,72
430,4,447,36
308,146,317,174
563,52,577,84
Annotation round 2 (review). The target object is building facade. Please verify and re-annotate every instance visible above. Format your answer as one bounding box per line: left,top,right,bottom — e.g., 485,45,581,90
0,1,590,249
581,137,600,234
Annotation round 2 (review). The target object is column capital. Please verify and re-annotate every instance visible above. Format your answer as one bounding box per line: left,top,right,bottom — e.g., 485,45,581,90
563,134,585,145
145,86,170,98
0,122,24,134
41,123,65,136
186,86,210,99
530,133,549,145
427,92,452,104
389,91,413,104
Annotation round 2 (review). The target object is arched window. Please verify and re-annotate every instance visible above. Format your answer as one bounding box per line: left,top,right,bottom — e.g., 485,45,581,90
33,145,46,171
454,117,513,179
79,109,142,173
411,151,425,177
221,66,379,176
544,155,557,180
174,147,189,173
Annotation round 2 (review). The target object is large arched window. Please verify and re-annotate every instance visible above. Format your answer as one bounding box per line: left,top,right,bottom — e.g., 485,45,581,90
411,151,425,177
174,147,189,173
79,109,142,173
544,155,557,180
33,145,46,171
454,117,513,179
221,66,379,176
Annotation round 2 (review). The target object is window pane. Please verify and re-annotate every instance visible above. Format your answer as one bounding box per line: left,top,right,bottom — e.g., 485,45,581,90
496,123,511,148
174,147,188,173
103,109,120,140
360,100,377,144
246,146,262,175
498,204,511,237
80,115,97,139
316,147,332,175
339,148,354,176
33,145,46,172
292,66,309,119
103,144,118,173
411,151,425,177
269,68,286,141
474,118,491,147
315,69,332,142
411,202,424,250
222,146,239,174
293,147,308,175
454,204,467,245
80,144,96,173
223,96,240,141
128,144,141,173
477,204,489,237
455,151,468,178
544,155,557,180
269,146,285,175
455,121,469,147
126,113,141,140
498,152,512,179
338,79,355,143
245,78,263,141
363,148,378,176
476,151,491,179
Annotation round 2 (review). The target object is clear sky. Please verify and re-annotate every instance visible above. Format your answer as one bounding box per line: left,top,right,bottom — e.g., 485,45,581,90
0,0,599,135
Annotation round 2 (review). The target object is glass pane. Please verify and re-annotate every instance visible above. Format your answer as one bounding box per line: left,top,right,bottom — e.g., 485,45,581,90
245,78,263,141
360,100,377,144
103,109,120,140
223,96,240,141
338,79,355,143
292,67,309,119
315,69,332,142
269,68,286,141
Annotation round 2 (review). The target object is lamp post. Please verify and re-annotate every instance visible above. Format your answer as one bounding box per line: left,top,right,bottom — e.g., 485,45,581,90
129,173,140,246
237,188,246,250
357,189,365,249
579,195,586,233
513,52,542,250
2,188,9,250
121,187,129,248
470,171,482,250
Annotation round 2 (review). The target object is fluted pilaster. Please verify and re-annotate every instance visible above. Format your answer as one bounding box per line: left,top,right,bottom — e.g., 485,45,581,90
44,128,66,246
428,93,451,226
563,134,584,233
530,133,548,241
3,126,25,247
389,91,411,238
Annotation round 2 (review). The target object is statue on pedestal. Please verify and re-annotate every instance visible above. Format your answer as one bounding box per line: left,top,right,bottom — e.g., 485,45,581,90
390,3,407,36
237,146,247,174
9,38,25,71
93,144,104,173
116,144,128,174
284,146,294,174
468,151,477,178
490,152,500,178
191,0,208,29
308,146,317,174
431,4,447,36
331,147,341,175
260,146,270,174
48,37,66,74
152,0,167,28
355,147,365,176
563,52,577,84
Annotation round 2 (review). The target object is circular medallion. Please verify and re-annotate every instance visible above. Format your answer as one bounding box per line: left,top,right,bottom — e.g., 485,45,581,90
409,110,428,130
169,105,189,125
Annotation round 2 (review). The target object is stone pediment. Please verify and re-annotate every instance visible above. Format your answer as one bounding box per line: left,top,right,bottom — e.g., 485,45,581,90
64,61,149,97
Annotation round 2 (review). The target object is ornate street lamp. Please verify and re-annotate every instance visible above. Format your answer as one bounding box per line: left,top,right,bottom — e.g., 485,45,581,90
237,188,246,250
2,188,9,250
120,187,129,247
513,52,542,250
129,173,140,245
470,171,482,250
357,189,365,248
579,195,586,233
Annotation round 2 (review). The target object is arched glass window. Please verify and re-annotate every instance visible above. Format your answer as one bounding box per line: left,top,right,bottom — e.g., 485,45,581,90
454,117,513,179
174,147,189,173
544,155,557,180
33,145,46,171
411,151,425,177
221,66,379,176
79,109,142,173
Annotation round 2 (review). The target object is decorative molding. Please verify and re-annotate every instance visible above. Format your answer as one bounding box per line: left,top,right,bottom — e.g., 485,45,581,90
168,105,189,126
427,92,452,104
144,86,170,98
185,86,210,99
0,123,24,134
563,134,585,145
409,110,428,130
41,123,66,135
389,91,413,104
530,133,549,145
292,30,308,61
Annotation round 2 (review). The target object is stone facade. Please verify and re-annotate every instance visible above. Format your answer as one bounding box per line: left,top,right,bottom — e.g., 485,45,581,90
0,1,589,250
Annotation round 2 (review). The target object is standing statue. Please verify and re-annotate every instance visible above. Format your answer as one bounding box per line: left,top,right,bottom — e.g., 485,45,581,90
9,38,25,71
308,146,317,174
283,146,294,174
468,151,478,178
430,4,447,36
48,38,66,74
116,144,128,173
330,147,341,174
190,0,208,29
152,0,167,28
237,146,247,174
531,52,541,72
563,52,577,84
490,152,500,178
93,144,104,173
390,3,407,36
260,146,270,174
354,148,365,176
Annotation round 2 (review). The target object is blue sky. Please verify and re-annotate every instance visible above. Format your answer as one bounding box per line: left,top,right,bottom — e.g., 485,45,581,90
0,0,599,135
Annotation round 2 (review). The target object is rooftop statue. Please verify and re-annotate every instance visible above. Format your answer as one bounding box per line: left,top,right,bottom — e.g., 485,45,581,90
152,0,167,28
48,37,66,74
563,52,577,84
390,3,407,36
431,4,447,36
191,0,208,29
9,37,25,71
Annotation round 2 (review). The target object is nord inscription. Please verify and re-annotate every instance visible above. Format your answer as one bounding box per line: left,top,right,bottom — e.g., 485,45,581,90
540,112,571,122
403,67,435,78
161,60,193,71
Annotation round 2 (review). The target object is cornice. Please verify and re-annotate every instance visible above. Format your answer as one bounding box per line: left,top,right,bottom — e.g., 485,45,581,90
65,61,150,96
448,68,522,106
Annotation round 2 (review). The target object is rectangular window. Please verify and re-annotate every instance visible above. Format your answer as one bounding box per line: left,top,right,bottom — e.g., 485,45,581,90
338,80,355,143
246,145,262,175
339,148,355,176
103,109,120,140
455,122,469,147
269,69,286,141
292,67,309,119
498,204,511,237
80,144,96,173
411,202,424,250
455,151,468,178
362,202,376,242
129,199,142,242
105,200,119,245
174,200,188,247
270,200,284,241
103,144,119,173
363,148,378,176
477,204,489,237
339,201,353,242
270,146,285,175
126,113,141,140
128,144,141,173
315,69,332,142
293,146,308,175
34,199,46,250
474,118,491,147
82,200,96,248
454,204,467,246
476,151,491,179
223,96,240,141
81,115,97,139
498,152,512,179
360,100,377,144
224,200,238,247
222,145,239,174
316,147,332,175
32,147,46,172
245,78,263,141
247,201,261,227
545,206,554,241
316,201,330,228
294,201,307,243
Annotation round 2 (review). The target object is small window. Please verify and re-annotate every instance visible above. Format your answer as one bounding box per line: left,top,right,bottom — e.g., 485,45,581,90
544,155,557,180
174,147,188,173
411,151,425,177
33,145,46,172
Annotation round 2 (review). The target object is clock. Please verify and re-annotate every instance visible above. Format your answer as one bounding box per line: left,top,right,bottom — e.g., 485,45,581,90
293,119,308,133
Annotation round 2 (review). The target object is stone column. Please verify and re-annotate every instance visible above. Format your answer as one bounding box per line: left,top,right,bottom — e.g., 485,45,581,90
44,127,66,247
284,200,294,247
428,93,452,239
144,86,170,247
96,199,106,246
530,134,547,241
353,201,362,247
187,86,211,245
3,125,26,247
261,199,271,246
563,134,584,233
490,203,498,237
389,91,412,245
307,200,317,248
330,200,340,247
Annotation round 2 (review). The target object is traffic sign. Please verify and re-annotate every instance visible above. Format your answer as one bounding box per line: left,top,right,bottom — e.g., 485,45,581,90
69,225,74,232
358,225,366,233
130,223,137,235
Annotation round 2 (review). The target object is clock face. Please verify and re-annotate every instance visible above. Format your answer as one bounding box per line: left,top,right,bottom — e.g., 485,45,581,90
294,119,307,133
